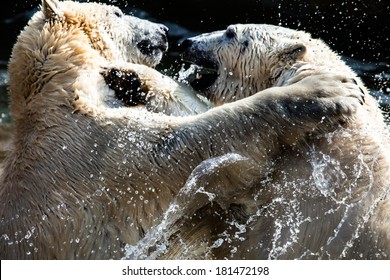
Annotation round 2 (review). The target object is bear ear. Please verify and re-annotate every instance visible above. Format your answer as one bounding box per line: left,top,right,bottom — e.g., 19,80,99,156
281,42,307,61
41,0,63,20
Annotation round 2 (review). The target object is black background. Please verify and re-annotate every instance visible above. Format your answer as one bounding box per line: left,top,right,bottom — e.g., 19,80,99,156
1,0,389,64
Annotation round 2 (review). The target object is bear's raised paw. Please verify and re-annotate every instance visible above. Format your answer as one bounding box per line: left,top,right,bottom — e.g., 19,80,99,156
101,68,149,106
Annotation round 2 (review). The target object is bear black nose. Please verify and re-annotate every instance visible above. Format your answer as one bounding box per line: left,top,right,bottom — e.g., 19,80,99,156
159,24,169,35
179,38,193,52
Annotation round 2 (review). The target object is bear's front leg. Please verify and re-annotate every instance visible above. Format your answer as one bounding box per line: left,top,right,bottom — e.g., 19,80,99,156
259,72,366,145
101,63,210,115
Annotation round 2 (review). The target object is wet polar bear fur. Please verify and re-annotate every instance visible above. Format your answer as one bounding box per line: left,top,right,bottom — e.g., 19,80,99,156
0,0,364,259
158,24,390,259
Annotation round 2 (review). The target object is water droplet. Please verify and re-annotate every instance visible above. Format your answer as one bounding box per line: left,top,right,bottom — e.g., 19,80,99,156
25,230,32,239
94,189,103,197
211,238,224,248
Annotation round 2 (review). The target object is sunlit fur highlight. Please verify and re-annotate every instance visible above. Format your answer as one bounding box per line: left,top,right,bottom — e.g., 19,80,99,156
175,24,390,259
0,1,362,259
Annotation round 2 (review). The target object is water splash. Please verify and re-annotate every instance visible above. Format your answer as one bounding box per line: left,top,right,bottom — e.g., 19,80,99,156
122,153,252,259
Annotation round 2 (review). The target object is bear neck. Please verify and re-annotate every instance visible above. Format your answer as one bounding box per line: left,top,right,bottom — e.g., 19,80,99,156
8,15,107,126
6,14,114,174
209,72,273,106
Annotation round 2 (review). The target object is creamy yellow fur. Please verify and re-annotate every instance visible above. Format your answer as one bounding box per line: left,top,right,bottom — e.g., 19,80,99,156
0,2,364,260
162,24,390,259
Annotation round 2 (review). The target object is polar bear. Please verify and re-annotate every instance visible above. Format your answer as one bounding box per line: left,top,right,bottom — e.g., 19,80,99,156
0,0,364,260
0,0,170,168
160,24,390,259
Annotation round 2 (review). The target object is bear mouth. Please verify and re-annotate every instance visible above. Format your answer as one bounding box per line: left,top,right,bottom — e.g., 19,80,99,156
137,38,168,59
181,56,219,92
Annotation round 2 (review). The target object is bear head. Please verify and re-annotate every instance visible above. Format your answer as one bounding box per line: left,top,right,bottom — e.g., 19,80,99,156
180,24,354,105
40,0,169,66
8,0,168,122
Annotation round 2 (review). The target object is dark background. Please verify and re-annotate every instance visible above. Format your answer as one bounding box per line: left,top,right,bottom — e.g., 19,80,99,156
0,0,389,114
1,0,389,63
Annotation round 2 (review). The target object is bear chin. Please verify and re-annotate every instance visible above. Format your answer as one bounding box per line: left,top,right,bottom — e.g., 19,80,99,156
188,65,219,92
180,47,219,92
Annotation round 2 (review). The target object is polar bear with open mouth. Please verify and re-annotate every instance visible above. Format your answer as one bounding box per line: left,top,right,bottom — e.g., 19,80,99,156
0,0,364,259
164,23,390,259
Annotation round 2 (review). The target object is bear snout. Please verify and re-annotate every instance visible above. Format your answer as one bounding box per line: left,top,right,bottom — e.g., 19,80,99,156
137,37,168,56
179,38,194,51
158,24,169,37
179,39,198,64
137,26,169,57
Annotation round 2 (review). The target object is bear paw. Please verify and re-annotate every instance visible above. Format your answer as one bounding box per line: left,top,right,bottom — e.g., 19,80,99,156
101,68,148,106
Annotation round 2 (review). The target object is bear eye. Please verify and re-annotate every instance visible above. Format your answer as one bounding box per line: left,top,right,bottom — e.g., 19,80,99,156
114,10,123,18
225,28,236,39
